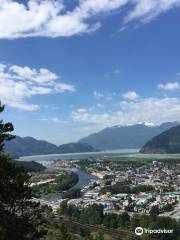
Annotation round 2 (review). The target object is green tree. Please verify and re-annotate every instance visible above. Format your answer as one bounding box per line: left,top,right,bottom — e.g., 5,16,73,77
60,224,72,240
130,215,141,229
59,200,69,215
54,172,79,191
103,213,118,228
149,205,159,220
93,232,104,240
149,216,180,240
118,212,130,227
0,102,46,240
125,236,141,240
62,187,81,199
80,204,103,225
0,103,15,152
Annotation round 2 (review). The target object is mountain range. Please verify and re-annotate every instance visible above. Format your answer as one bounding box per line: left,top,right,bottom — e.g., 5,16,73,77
5,121,180,157
140,124,180,154
78,122,179,150
5,136,98,158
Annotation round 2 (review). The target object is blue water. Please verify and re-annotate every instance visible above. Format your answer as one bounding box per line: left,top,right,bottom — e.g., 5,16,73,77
19,149,139,164
73,168,98,188
41,168,98,202
18,149,138,201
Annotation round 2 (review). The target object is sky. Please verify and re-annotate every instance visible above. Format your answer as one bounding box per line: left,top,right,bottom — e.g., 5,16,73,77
1,0,180,145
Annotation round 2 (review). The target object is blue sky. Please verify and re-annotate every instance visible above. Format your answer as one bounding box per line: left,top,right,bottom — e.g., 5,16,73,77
1,0,180,145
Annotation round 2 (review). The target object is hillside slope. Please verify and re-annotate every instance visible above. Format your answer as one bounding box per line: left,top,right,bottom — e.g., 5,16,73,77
58,142,98,153
5,136,98,157
5,136,59,157
140,124,180,154
13,160,46,172
79,122,179,150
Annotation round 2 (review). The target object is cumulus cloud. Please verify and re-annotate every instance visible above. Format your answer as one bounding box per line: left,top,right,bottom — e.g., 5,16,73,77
0,0,180,39
0,64,75,111
122,91,139,100
10,65,58,83
158,82,180,91
72,97,180,128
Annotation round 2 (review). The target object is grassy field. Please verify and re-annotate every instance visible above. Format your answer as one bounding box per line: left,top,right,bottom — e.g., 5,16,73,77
107,154,180,164
128,153,180,159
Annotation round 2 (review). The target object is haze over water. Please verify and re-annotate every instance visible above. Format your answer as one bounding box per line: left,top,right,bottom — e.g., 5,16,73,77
19,149,139,164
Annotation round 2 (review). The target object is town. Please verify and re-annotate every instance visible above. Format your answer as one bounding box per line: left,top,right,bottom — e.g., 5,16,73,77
39,157,180,221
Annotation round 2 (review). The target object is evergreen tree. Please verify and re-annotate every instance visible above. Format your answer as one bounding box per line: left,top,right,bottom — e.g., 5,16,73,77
118,212,130,227
0,103,15,152
0,102,46,240
149,205,159,220
59,224,72,240
80,204,103,225
103,213,118,228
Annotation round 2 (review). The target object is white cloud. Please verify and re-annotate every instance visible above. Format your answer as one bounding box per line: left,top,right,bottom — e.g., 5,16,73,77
0,0,180,39
93,90,116,101
0,64,75,111
72,97,180,128
97,103,104,108
123,91,139,100
158,82,180,91
0,0,127,39
40,117,66,123
54,83,75,93
76,108,89,113
124,0,180,24
72,108,111,125
10,65,58,83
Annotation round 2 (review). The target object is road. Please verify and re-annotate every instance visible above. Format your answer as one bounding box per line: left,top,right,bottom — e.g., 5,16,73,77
30,178,55,187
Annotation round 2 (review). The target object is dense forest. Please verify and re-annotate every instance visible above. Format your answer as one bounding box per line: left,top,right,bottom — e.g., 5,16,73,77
140,124,180,153
59,202,180,240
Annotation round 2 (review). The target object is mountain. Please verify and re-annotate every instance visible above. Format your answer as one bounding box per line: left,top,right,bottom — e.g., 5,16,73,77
140,124,180,154
5,136,98,157
4,121,179,156
5,136,59,157
78,122,179,150
58,142,98,154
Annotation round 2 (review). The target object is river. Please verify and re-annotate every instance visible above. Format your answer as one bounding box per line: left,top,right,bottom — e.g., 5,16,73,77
38,168,98,202
18,149,138,202
18,149,139,189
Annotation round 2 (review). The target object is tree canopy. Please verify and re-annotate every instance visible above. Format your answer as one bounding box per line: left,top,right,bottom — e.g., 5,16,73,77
0,102,46,240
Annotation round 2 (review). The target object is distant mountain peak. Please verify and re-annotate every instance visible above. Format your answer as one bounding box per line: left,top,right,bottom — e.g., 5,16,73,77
79,121,179,150
111,122,157,128
141,122,157,127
